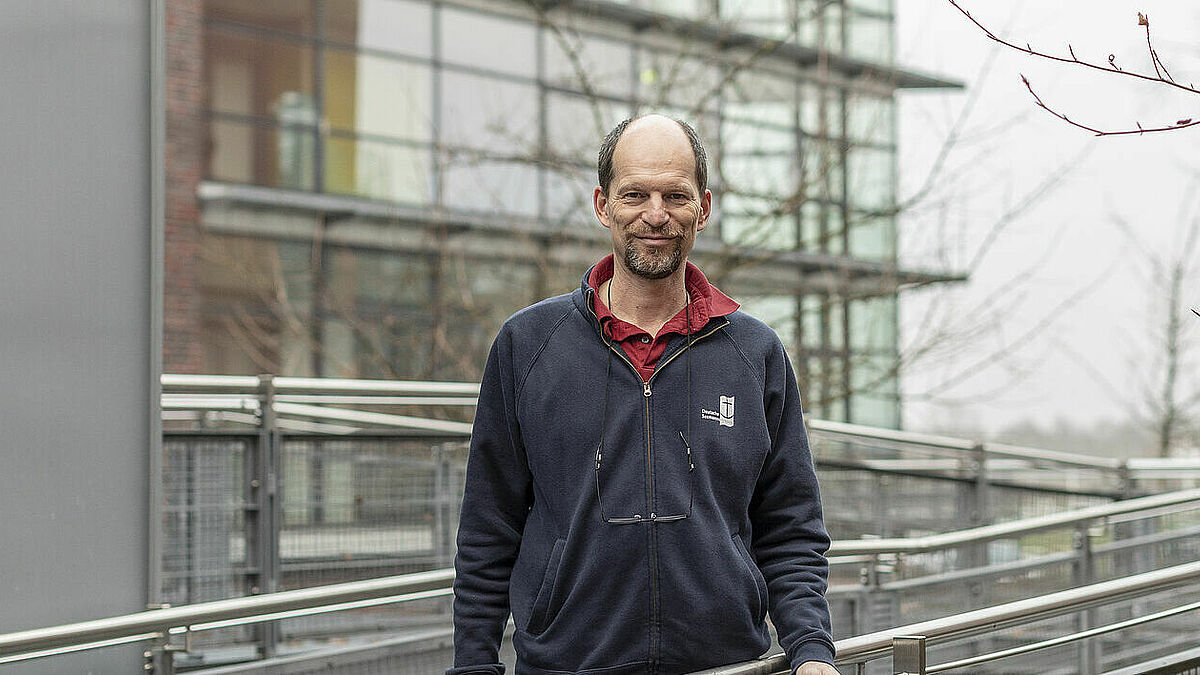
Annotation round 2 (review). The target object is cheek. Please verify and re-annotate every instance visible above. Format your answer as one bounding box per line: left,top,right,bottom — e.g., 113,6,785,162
675,202,700,225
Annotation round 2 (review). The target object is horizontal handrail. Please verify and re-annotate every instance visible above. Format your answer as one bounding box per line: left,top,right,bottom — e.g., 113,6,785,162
693,559,1200,674
161,374,480,396
4,559,1199,670
926,599,1200,673
0,569,453,659
161,375,1200,479
827,486,1200,557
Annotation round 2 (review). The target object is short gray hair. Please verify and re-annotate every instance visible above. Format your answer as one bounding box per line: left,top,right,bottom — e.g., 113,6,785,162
597,116,708,196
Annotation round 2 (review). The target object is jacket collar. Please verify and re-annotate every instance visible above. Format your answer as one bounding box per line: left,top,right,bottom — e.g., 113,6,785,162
573,255,739,334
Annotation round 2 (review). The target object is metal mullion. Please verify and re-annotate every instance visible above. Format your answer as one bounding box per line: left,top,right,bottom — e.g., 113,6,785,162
205,18,316,45
431,1,443,208
322,40,432,66
312,0,326,194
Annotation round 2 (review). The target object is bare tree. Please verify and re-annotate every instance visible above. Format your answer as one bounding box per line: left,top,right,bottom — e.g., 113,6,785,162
1111,196,1200,457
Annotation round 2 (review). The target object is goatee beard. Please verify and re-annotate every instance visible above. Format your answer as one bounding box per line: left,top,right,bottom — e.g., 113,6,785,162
624,239,683,280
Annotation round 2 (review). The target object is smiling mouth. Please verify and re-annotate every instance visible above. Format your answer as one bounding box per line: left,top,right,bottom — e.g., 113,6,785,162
635,235,679,247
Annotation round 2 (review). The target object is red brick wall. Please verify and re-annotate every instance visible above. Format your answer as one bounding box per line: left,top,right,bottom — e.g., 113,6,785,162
163,0,205,373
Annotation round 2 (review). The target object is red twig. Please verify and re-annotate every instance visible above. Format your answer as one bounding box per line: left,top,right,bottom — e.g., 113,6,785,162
947,1,1199,135
1021,74,1200,136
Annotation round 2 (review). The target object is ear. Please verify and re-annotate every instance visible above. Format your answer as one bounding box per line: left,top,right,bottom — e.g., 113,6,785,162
695,189,712,233
593,186,612,229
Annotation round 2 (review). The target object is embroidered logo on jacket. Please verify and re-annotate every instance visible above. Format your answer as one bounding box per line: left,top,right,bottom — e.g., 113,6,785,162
701,395,735,427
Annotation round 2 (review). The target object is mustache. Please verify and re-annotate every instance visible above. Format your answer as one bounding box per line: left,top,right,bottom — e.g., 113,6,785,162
630,228,685,238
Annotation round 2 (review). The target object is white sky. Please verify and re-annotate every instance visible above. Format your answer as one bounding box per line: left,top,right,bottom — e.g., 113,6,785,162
893,0,1200,437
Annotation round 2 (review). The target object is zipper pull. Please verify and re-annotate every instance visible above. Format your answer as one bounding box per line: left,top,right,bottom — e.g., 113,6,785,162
643,382,652,397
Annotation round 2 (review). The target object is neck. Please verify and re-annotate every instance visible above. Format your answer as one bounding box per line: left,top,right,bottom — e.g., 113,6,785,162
601,261,689,336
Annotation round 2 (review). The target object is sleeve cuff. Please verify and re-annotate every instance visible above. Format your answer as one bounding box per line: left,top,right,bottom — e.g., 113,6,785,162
446,664,506,675
789,639,836,672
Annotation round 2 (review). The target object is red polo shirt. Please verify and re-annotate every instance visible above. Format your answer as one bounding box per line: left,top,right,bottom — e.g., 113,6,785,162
588,255,740,381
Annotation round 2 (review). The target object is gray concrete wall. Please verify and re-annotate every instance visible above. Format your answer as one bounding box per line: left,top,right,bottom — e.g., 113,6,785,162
0,2,159,672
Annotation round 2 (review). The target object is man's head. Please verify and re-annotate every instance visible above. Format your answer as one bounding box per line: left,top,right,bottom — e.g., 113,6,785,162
593,115,712,281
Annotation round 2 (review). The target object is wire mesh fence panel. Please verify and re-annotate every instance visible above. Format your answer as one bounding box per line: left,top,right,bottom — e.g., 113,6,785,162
275,436,465,646
162,434,256,647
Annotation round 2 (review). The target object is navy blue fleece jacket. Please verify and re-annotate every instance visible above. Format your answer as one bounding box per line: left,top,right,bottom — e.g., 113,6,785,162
449,269,834,675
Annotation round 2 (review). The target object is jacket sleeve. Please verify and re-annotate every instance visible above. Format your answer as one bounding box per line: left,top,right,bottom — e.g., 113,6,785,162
750,340,835,671
448,328,533,675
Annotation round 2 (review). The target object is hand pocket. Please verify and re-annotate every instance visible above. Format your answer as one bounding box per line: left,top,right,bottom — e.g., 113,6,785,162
525,537,567,635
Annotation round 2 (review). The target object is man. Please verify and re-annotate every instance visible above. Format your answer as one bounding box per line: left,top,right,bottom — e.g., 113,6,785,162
449,115,837,675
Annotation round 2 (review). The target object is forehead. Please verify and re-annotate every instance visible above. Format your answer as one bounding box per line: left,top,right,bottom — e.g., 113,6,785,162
611,119,697,187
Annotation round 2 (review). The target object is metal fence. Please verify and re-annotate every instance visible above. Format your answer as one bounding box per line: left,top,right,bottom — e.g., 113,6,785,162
3,561,1198,675
155,375,1200,669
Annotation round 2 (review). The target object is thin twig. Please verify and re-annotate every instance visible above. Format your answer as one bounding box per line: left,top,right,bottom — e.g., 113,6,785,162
947,0,1198,95
947,1,1199,135
1021,74,1200,136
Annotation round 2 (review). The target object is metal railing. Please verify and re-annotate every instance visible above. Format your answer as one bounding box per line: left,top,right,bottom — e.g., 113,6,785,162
11,488,1200,672
0,569,453,673
825,487,1200,644
696,560,1200,674
153,374,1200,665
2,561,1197,674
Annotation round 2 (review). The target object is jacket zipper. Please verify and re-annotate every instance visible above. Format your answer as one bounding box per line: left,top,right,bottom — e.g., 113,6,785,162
586,289,728,668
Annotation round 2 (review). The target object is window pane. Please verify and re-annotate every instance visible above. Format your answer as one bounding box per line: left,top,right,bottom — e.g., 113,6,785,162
725,71,796,125
721,195,796,251
543,31,633,98
439,256,538,379
325,135,432,204
441,7,536,77
546,92,631,163
850,0,892,14
323,247,433,379
327,0,432,57
207,31,314,119
798,2,843,52
442,159,539,216
846,93,894,145
848,296,897,352
718,0,792,39
848,213,895,261
847,13,893,64
208,0,315,36
801,138,844,202
639,50,721,111
543,167,596,228
324,49,432,140
441,71,539,149
209,119,316,190
847,146,894,211
799,83,842,137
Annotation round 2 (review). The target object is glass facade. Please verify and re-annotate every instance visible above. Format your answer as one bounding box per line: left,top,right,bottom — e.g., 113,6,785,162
197,0,930,428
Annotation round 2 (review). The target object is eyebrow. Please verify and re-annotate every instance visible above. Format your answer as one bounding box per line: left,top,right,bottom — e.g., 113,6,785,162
618,181,695,194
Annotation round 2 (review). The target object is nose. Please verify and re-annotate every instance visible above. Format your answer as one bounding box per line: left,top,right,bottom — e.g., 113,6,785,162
644,194,670,227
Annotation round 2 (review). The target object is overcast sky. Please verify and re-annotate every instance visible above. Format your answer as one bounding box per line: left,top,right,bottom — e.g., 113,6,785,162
893,0,1200,439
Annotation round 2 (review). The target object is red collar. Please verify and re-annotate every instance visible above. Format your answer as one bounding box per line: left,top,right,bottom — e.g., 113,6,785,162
587,255,739,341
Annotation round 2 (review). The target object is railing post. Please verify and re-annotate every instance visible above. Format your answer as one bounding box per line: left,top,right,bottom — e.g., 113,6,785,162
1118,459,1135,498
144,633,176,675
892,635,927,675
252,374,281,658
967,443,991,658
1073,525,1099,673
433,444,455,569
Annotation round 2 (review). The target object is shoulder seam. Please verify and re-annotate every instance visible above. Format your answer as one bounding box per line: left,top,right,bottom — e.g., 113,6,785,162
513,305,577,406
718,322,765,391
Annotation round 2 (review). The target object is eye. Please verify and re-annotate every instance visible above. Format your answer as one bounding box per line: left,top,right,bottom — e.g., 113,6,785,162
622,191,646,200
668,193,690,201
